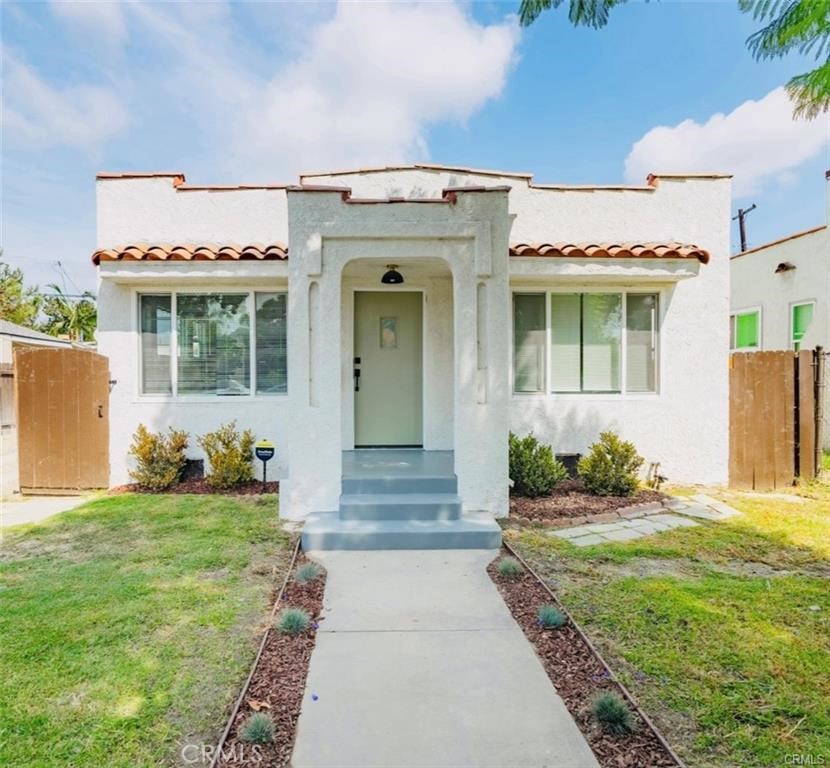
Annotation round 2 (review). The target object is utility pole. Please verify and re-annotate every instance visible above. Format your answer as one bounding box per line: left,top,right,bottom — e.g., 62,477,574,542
732,204,757,252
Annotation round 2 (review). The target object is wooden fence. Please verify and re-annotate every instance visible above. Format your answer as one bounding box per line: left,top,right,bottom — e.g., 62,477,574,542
15,346,110,493
730,349,820,490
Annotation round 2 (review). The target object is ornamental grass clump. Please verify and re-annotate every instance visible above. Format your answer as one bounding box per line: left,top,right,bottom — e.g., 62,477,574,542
578,431,644,497
276,607,311,635
591,691,638,735
294,562,322,585
239,712,275,744
509,432,569,497
128,424,188,491
197,421,255,489
537,603,566,629
497,556,524,579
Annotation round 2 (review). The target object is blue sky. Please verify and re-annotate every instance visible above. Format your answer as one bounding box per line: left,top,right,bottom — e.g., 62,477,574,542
2,1,828,292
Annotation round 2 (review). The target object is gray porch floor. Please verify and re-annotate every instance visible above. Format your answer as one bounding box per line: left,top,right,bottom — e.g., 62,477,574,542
342,449,455,478
291,550,599,768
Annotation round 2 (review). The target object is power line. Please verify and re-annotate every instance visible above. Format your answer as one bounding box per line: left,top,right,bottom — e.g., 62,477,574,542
732,204,757,252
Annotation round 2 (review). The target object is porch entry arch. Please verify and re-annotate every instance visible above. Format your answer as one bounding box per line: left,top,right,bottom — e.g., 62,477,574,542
340,255,454,452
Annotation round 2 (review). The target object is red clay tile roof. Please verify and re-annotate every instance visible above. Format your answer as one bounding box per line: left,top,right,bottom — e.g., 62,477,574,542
92,243,288,265
510,242,710,264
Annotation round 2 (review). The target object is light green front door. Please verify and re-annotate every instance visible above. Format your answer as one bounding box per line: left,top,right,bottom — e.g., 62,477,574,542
354,291,423,447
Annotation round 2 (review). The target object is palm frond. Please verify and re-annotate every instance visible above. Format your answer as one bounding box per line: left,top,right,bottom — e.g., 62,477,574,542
744,0,830,60
787,59,830,119
519,0,624,28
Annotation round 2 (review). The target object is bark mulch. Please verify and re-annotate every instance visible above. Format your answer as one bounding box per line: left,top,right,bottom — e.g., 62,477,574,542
489,550,679,768
511,479,666,525
217,553,326,768
110,479,279,495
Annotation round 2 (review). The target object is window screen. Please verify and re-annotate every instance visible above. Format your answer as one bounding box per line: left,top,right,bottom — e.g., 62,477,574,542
626,294,658,391
255,292,287,394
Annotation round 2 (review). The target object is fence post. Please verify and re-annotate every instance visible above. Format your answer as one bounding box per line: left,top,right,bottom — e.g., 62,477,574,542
815,346,825,480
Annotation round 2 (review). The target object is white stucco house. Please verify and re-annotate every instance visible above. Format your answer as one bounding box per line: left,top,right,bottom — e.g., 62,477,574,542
730,170,829,445
95,163,730,548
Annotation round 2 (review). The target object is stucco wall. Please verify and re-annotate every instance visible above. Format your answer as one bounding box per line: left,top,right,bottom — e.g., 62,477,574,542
97,275,290,486
96,166,731,497
307,169,731,486
730,227,829,351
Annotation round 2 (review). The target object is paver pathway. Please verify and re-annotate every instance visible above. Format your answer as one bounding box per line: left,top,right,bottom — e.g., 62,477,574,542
292,550,599,768
552,493,740,547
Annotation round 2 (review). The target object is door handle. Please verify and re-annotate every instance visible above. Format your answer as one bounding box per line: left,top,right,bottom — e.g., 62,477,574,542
97,405,104,418
354,368,361,392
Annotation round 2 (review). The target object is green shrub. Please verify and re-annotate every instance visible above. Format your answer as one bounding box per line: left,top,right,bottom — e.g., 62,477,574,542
590,691,638,735
197,421,255,489
496,556,524,579
276,607,310,635
128,424,188,491
577,431,644,497
509,432,568,497
537,603,566,629
294,562,322,584
239,712,275,744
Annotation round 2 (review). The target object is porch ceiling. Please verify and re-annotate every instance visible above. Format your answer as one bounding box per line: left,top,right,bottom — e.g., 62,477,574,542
342,256,452,279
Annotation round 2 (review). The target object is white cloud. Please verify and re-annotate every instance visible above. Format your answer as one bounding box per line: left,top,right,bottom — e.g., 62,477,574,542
2,54,128,150
624,87,830,197
130,1,520,180
49,0,127,46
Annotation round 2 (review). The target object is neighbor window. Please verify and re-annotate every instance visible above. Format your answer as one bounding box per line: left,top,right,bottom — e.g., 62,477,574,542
730,310,760,350
791,302,815,351
139,292,287,396
513,291,658,394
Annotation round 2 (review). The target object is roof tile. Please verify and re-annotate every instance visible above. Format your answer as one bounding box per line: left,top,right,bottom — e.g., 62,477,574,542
510,242,710,264
92,242,288,265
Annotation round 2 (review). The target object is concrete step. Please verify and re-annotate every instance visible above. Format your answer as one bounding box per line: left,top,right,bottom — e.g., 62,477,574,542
339,493,462,521
301,512,502,551
342,475,458,495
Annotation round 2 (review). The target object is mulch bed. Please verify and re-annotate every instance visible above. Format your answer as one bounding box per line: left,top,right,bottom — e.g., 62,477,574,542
217,552,326,768
510,479,666,526
489,548,680,768
110,479,279,495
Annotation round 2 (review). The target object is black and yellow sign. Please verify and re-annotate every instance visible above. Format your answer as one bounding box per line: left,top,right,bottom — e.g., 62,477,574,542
255,439,275,462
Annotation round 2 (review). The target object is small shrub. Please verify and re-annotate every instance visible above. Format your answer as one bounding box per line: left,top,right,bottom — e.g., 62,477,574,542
509,432,568,497
591,691,638,735
537,603,566,629
294,562,322,584
197,421,255,489
128,424,188,491
497,556,524,579
239,712,275,744
578,431,644,497
276,607,310,635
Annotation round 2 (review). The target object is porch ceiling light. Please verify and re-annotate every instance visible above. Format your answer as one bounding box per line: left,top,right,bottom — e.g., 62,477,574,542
381,264,404,285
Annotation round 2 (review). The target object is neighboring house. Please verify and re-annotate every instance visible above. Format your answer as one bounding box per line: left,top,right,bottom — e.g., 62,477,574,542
95,164,730,546
730,172,830,442
0,320,73,497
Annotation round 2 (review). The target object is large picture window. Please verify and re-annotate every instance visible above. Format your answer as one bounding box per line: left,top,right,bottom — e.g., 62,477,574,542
139,292,287,396
513,291,659,395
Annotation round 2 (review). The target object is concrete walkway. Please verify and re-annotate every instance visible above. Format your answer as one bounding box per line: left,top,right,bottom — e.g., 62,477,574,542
293,550,599,768
552,493,740,547
0,495,89,528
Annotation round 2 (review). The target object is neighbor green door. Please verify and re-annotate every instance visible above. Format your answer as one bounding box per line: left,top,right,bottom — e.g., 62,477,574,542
354,291,423,447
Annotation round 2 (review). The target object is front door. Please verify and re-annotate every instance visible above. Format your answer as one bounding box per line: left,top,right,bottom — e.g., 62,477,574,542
354,291,423,447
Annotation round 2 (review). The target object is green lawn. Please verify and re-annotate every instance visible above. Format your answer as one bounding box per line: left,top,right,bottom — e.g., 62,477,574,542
507,486,830,768
0,494,292,768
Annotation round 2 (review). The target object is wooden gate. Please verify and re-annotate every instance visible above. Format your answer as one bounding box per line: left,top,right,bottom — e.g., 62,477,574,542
14,347,110,493
730,350,818,489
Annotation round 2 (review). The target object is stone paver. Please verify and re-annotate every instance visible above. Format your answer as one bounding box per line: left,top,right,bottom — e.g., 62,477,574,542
293,550,599,768
549,493,743,546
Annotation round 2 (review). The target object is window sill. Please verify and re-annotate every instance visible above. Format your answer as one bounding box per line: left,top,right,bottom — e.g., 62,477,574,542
133,393,288,404
511,392,661,401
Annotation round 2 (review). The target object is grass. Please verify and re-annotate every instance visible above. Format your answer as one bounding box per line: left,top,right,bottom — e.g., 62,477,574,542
507,485,830,768
0,493,292,768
